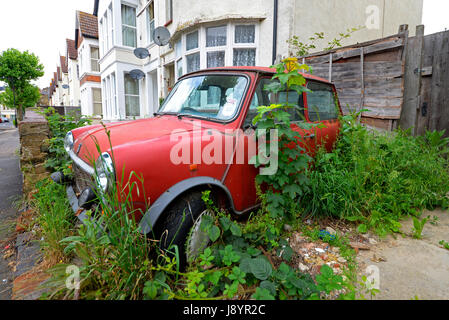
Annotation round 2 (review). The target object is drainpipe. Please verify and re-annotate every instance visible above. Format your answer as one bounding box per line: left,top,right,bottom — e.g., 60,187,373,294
272,0,278,65
93,0,99,16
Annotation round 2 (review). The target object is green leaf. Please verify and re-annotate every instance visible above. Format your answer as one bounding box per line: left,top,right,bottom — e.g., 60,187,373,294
281,245,294,262
259,280,276,296
249,257,273,280
246,247,261,257
208,225,220,242
230,223,242,237
207,271,222,286
200,214,214,232
252,287,275,300
239,258,252,274
357,224,368,234
143,281,158,299
219,216,232,231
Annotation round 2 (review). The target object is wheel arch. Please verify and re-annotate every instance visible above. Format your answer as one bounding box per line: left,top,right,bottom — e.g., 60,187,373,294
139,177,235,235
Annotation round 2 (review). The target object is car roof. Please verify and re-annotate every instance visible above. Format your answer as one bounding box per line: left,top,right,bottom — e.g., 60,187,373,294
182,66,332,84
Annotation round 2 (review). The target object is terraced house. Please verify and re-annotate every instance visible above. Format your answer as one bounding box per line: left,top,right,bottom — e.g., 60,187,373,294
75,10,103,118
95,0,423,121
66,39,81,107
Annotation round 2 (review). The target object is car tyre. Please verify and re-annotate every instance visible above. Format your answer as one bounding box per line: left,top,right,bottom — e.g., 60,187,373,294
156,191,214,269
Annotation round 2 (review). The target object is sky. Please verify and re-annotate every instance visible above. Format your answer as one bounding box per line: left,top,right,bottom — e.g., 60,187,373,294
0,0,448,89
0,0,94,89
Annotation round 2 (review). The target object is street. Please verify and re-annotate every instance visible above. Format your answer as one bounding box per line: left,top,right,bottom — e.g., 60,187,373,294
0,127,22,300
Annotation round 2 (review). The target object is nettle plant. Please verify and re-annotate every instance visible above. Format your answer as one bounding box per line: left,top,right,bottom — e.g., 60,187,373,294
252,58,321,221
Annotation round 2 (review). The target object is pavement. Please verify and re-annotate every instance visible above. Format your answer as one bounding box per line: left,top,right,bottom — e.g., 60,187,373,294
0,127,22,300
0,122,14,130
357,209,449,300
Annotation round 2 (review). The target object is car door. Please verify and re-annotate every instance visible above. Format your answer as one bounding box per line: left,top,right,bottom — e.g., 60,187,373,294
226,77,316,211
305,81,341,152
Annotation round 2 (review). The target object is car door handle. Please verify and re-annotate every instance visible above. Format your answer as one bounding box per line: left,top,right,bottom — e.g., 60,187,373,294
305,134,315,139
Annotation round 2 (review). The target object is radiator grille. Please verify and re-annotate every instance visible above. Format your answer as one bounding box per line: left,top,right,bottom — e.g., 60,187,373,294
73,162,93,194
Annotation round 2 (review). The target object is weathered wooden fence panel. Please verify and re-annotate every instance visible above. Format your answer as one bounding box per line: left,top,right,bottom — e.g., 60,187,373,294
428,31,449,134
400,28,449,136
302,25,449,135
301,28,408,130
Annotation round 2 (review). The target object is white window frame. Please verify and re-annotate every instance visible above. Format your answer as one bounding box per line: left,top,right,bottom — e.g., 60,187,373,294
147,1,155,44
92,87,103,117
121,3,137,48
175,22,259,81
99,18,105,57
124,73,141,118
90,46,100,73
232,23,258,66
108,4,114,49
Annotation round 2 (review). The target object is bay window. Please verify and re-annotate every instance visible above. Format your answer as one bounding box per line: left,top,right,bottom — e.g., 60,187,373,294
174,22,258,79
122,4,137,48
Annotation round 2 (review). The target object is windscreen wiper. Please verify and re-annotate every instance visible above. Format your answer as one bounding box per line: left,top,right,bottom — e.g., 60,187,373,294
177,113,214,121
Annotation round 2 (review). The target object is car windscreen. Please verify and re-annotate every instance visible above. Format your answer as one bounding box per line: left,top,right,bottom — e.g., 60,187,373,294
159,75,248,121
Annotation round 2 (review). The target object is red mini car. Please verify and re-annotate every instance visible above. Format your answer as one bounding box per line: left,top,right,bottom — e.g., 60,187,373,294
57,66,342,265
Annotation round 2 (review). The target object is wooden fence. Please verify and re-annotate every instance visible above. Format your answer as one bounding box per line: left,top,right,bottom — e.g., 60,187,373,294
400,27,449,136
300,25,449,135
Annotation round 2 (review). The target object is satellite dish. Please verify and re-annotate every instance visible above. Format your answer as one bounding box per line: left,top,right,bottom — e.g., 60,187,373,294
129,69,145,80
0,86,5,91
134,47,150,59
153,27,171,46
62,84,69,89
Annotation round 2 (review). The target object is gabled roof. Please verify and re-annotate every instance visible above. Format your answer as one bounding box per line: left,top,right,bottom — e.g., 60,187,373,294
60,56,68,74
56,67,61,82
66,39,78,60
77,11,99,39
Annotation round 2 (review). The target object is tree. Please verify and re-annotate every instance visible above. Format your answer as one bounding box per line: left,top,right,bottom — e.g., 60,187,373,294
0,83,41,118
0,48,44,121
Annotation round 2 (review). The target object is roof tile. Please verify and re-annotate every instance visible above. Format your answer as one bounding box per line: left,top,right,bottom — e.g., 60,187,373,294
77,11,99,39
66,39,78,60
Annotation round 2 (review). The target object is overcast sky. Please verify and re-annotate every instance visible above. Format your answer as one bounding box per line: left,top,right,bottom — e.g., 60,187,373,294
0,0,448,89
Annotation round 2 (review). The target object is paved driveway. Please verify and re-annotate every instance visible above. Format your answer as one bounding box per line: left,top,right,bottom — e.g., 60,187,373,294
0,128,22,300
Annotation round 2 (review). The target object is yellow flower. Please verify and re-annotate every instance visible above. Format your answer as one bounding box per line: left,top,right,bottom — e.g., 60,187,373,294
283,57,299,72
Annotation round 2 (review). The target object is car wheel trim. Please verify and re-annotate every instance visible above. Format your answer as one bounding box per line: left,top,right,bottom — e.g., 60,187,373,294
186,209,212,263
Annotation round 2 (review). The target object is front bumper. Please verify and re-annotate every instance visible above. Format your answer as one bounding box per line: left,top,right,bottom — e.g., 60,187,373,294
66,185,90,224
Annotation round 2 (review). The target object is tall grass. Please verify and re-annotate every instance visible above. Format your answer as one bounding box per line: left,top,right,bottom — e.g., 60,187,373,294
301,114,449,236
46,128,162,300
32,179,76,264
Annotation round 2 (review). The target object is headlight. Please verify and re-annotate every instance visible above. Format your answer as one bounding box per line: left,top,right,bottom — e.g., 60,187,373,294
64,132,74,152
95,152,115,193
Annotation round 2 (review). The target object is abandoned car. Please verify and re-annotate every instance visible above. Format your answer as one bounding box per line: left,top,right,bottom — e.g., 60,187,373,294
54,66,342,265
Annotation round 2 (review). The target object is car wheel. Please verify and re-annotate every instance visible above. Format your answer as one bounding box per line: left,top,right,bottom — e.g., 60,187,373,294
156,191,214,269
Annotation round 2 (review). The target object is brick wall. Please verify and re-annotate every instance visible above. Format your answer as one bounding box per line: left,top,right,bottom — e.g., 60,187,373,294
18,110,50,194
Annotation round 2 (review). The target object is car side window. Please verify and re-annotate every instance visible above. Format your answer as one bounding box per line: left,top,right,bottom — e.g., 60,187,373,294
306,81,339,122
244,78,305,128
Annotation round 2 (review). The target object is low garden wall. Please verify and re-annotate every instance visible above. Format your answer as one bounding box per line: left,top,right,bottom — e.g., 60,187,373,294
18,110,50,195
